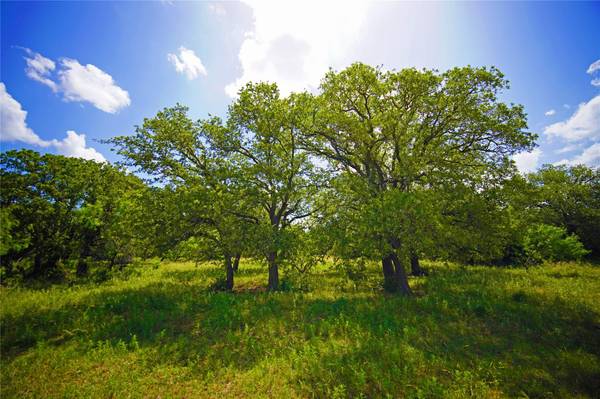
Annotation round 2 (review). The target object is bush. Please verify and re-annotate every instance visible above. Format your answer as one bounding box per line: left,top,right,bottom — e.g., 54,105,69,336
333,258,372,291
280,269,313,292
91,267,112,283
523,224,590,264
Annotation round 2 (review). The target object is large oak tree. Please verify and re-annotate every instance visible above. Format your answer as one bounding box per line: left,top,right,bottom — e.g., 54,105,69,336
304,63,536,294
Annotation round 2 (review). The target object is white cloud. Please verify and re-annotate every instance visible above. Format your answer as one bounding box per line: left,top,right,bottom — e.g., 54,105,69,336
587,59,600,74
564,104,571,109
544,95,600,142
588,59,600,87
0,83,105,162
513,148,542,174
167,47,208,80
50,130,106,163
572,143,600,166
58,58,131,113
225,1,368,97
555,143,600,167
544,109,556,116
0,83,51,146
19,48,130,113
21,48,58,92
555,143,581,154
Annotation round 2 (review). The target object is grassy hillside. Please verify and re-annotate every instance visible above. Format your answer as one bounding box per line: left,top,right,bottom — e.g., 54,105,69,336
2,260,599,398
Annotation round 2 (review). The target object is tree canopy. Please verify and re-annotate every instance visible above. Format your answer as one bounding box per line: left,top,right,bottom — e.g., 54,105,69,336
1,63,596,294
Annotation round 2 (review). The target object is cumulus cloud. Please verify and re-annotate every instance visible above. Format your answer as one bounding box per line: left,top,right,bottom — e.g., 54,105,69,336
19,48,130,113
555,143,600,167
58,58,131,113
544,109,556,116
225,1,368,97
544,95,600,142
51,130,106,162
168,47,208,80
513,148,542,174
571,143,600,166
592,78,600,88
0,83,51,146
20,47,58,92
0,84,105,162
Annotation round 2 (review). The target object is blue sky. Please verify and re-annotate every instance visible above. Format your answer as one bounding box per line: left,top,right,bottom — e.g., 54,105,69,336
1,1,599,171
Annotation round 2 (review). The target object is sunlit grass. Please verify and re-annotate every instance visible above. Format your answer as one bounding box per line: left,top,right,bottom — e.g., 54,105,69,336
2,260,599,398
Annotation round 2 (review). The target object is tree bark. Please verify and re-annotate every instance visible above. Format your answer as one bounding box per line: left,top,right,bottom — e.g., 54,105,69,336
233,253,241,272
267,252,279,291
382,255,397,292
76,259,89,277
224,255,234,291
31,252,43,278
410,252,427,276
385,237,412,295
390,253,413,296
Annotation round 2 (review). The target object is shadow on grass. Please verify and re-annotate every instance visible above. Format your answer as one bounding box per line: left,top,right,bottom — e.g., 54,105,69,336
2,266,599,397
161,263,268,284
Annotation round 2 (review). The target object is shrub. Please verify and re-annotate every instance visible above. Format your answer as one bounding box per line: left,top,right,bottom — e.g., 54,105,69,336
523,224,590,263
333,257,372,291
92,267,112,283
280,269,313,292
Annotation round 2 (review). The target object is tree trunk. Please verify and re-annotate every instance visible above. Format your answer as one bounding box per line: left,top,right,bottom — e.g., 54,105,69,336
267,252,279,291
410,252,427,276
224,255,234,291
31,253,43,278
233,253,241,272
76,259,89,277
390,253,412,296
382,255,397,292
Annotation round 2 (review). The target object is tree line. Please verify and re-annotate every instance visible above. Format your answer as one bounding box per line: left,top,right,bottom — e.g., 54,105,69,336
1,63,598,294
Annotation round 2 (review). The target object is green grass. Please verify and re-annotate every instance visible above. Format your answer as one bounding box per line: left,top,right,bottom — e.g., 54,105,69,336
2,260,599,398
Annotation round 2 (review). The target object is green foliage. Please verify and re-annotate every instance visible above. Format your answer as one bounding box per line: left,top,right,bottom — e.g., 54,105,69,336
3,61,600,399
527,165,600,256
438,181,517,264
303,62,535,293
0,150,148,280
2,260,599,398
3,65,598,293
523,224,590,264
107,105,258,290
333,257,378,291
219,82,328,289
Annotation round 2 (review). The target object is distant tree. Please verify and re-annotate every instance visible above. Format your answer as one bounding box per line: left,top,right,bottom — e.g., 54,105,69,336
437,180,516,265
527,165,600,257
0,150,143,279
304,63,535,294
95,183,155,269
